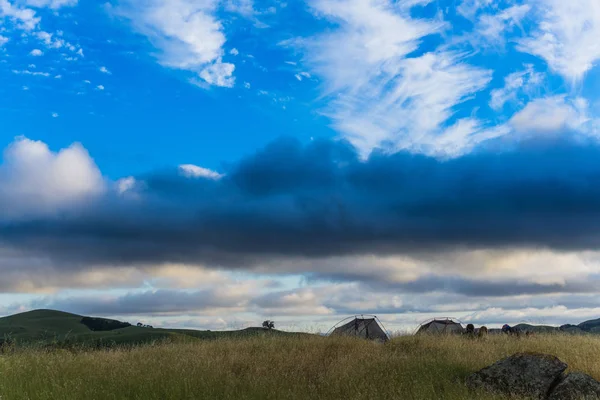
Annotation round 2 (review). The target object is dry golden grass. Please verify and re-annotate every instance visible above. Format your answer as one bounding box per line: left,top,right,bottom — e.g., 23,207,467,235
0,333,599,400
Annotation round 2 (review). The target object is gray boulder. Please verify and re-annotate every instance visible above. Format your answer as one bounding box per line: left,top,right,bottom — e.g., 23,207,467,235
466,352,567,399
548,372,600,400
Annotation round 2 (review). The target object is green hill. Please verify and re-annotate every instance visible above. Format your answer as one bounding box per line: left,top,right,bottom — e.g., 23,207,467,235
576,317,600,332
513,323,558,333
0,309,311,348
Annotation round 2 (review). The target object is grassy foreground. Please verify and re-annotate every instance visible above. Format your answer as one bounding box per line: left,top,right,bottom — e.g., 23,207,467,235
0,334,599,400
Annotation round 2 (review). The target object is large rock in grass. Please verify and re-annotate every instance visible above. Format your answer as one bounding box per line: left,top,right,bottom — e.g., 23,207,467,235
466,353,567,399
547,372,600,400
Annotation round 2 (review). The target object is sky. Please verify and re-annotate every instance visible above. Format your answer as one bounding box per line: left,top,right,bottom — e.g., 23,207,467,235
2,0,600,333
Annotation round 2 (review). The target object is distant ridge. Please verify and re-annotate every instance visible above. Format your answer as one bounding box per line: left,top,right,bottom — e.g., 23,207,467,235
0,309,313,347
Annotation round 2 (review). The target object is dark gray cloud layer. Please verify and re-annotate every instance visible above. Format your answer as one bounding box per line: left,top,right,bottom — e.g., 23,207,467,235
2,137,600,269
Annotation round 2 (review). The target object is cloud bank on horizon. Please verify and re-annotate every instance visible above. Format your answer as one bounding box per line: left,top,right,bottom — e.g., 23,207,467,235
1,0,600,331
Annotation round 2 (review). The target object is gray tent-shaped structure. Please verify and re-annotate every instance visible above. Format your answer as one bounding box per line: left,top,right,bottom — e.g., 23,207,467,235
415,318,464,335
328,315,389,342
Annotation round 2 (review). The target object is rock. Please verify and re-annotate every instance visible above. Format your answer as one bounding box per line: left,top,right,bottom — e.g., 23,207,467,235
466,352,567,399
548,372,600,400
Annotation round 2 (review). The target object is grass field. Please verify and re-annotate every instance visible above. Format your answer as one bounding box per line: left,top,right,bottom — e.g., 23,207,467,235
0,333,599,400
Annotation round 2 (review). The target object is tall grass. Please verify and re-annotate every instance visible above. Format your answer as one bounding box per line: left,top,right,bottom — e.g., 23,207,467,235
0,334,599,400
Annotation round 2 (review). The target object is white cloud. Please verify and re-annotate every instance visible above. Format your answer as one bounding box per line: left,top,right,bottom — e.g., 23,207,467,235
509,96,590,134
96,85,105,90
294,71,311,81
489,64,544,110
475,4,530,47
54,74,62,79
25,0,78,9
456,0,493,20
198,60,235,87
12,69,50,76
99,66,111,74
229,48,239,56
244,81,251,89
118,0,235,88
298,0,494,157
0,0,40,31
36,31,65,49
84,80,91,84
178,164,223,180
517,0,600,83
116,176,137,195
0,137,105,218
51,112,58,118
22,86,29,90
29,48,43,56
0,35,8,47
225,0,254,17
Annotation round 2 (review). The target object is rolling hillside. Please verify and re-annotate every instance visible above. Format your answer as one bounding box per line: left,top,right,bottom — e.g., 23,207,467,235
2,309,600,348
0,309,310,347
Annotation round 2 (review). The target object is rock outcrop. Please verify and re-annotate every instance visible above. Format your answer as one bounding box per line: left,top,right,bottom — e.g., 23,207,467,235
547,372,600,400
467,353,600,399
466,353,567,399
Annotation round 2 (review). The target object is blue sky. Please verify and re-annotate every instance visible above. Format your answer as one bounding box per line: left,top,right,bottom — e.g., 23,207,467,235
2,0,600,332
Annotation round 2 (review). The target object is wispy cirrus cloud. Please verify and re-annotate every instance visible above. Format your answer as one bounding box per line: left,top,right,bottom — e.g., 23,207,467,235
25,0,77,9
517,0,600,83
292,0,497,157
489,64,544,110
115,0,236,88
473,4,530,47
178,164,223,180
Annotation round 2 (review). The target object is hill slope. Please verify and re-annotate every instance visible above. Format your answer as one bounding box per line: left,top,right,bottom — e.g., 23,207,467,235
0,309,311,347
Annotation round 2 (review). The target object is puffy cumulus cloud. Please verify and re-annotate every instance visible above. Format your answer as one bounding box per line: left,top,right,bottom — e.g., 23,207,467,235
0,35,8,46
197,60,235,87
294,0,496,157
0,0,40,31
116,0,235,88
36,31,70,49
0,137,105,218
